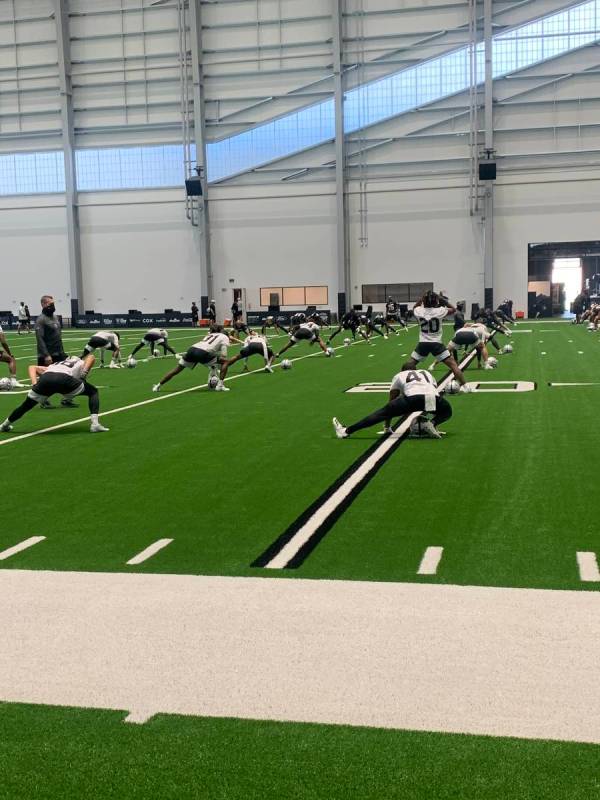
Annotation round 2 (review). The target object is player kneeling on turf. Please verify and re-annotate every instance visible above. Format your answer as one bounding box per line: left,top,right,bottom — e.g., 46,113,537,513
221,332,274,378
129,328,176,360
80,330,121,367
152,325,241,393
0,355,108,434
333,366,452,440
276,315,332,358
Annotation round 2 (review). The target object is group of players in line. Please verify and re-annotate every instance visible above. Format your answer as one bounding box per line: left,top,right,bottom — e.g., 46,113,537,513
0,293,514,438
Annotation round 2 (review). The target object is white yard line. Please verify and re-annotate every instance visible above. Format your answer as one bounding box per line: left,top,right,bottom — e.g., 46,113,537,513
126,539,173,566
576,552,600,582
0,333,381,447
417,546,444,575
1,570,599,744
0,536,45,561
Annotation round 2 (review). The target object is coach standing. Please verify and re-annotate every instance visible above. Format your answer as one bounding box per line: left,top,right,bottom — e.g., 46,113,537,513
36,295,67,366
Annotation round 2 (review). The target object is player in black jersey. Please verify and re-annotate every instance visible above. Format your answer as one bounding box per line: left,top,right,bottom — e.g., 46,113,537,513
327,310,367,344
385,298,408,330
360,312,387,340
261,316,289,336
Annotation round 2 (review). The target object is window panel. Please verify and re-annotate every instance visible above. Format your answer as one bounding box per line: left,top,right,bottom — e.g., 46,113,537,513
305,286,328,305
260,288,283,306
282,287,306,306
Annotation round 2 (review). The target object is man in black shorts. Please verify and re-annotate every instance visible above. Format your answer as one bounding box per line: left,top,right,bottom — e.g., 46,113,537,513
80,330,121,367
152,326,242,393
403,290,471,390
129,328,176,360
220,332,274,378
0,355,108,434
276,316,331,358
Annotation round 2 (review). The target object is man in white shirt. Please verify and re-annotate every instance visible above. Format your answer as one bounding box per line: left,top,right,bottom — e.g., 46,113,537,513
333,366,452,440
129,328,176,359
152,325,242,393
276,315,331,358
81,330,121,367
404,290,469,388
0,355,108,433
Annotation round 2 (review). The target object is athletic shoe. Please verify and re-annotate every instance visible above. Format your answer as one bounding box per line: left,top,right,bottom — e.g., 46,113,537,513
109,362,120,369
420,420,442,439
459,384,475,393
9,379,24,388
152,384,161,392
0,420,12,432
264,365,273,373
484,362,494,370
90,422,109,433
215,381,230,392
384,335,389,340
40,399,52,408
332,417,348,439
61,399,77,408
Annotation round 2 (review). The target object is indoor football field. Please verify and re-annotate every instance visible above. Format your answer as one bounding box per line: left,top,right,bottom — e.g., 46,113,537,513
1,320,599,800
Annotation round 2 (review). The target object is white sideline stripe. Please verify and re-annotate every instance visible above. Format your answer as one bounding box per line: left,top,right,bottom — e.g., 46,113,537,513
510,330,532,333
0,536,45,561
0,328,411,448
576,551,600,582
264,351,474,570
417,546,444,575
126,539,173,566
550,382,600,387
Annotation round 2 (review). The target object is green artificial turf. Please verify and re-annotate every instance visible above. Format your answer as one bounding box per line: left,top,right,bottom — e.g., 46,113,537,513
0,702,598,800
0,322,598,590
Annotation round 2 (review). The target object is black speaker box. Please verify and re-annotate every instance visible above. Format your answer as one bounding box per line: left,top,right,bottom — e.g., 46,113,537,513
185,177,203,197
479,162,497,181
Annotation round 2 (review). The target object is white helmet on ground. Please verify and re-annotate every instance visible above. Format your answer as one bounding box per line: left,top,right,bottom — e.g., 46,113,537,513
446,379,461,394
0,377,12,391
127,357,137,368
487,356,498,368
281,359,292,370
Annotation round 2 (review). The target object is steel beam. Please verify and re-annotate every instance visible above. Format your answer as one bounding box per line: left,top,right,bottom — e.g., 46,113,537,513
332,0,350,317
483,0,494,309
188,0,213,313
54,0,83,320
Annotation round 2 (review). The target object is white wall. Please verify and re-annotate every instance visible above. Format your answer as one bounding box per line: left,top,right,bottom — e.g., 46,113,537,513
79,190,201,313
0,197,70,317
209,191,337,320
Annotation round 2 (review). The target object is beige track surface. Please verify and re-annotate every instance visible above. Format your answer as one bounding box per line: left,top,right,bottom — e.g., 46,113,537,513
1,570,599,742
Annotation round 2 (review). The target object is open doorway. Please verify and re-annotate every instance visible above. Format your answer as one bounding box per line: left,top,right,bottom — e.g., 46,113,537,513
551,258,582,314
528,241,600,317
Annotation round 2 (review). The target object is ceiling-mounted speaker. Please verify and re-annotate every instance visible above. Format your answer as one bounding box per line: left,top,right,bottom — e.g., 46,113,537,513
479,161,497,181
185,177,203,197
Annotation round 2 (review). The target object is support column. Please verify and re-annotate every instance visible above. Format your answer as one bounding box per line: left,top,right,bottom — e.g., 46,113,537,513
483,0,494,310
188,0,213,317
332,0,350,318
54,0,83,321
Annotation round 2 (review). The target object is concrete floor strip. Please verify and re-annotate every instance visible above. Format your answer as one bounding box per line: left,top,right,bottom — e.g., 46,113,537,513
1,570,599,744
